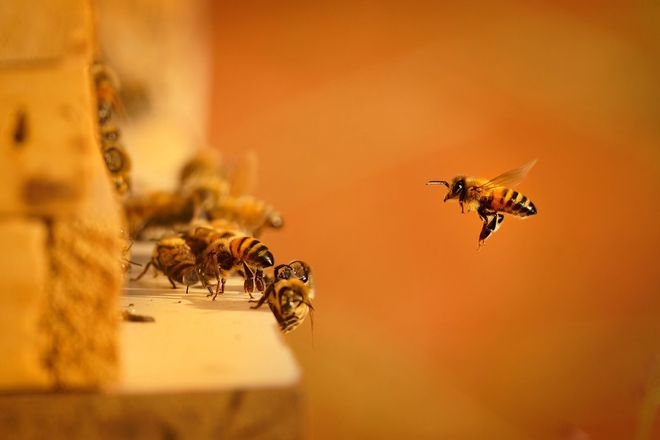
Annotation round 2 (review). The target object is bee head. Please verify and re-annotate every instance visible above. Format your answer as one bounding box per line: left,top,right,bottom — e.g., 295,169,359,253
445,176,466,201
427,176,465,202
274,260,311,283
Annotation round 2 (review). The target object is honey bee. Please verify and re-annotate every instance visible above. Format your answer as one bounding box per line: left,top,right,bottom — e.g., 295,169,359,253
124,191,195,239
207,195,283,237
100,123,121,144
103,143,132,194
272,260,315,298
132,237,200,293
92,63,124,123
251,277,314,334
427,160,538,246
93,63,131,194
182,225,274,299
178,151,231,220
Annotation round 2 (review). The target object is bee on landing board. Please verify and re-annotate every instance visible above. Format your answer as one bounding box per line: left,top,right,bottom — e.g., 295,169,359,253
132,237,200,293
252,277,314,334
252,260,315,334
271,260,315,299
427,160,538,247
182,225,274,300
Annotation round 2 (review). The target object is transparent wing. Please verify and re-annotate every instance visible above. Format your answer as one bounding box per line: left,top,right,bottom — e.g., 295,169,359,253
478,159,537,190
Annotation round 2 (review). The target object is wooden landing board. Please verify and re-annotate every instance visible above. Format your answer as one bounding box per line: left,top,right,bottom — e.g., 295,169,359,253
119,242,301,393
0,242,304,439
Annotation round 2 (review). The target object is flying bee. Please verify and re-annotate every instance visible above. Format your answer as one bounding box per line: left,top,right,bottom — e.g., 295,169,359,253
182,226,274,299
132,237,200,293
251,278,314,334
427,160,538,247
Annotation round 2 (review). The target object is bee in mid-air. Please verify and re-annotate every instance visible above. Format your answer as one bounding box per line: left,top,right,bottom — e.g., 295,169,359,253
132,237,200,293
427,160,538,247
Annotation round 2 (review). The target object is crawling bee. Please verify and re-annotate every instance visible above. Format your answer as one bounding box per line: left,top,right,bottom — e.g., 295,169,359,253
427,160,538,247
182,225,274,299
132,237,199,293
251,277,314,334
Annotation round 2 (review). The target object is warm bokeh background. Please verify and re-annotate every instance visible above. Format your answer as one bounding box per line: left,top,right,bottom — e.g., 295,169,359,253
208,2,660,439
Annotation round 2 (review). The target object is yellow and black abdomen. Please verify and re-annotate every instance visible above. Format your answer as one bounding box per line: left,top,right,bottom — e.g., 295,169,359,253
154,239,197,283
229,236,275,268
484,187,537,217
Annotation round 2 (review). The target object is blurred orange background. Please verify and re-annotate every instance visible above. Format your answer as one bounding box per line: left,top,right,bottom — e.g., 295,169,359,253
208,1,660,438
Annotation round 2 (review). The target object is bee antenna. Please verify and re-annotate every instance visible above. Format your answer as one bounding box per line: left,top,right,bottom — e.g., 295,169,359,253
427,180,449,187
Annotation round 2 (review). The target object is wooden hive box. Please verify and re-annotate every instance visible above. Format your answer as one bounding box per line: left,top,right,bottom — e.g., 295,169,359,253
0,0,123,390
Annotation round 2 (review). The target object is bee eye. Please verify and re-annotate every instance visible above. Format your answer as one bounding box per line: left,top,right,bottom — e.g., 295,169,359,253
453,182,463,193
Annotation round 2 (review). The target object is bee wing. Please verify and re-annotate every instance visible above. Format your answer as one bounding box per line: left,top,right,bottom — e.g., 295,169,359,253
478,159,537,190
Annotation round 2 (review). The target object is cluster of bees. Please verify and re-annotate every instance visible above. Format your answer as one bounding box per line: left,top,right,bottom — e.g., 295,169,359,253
93,63,131,195
93,63,314,334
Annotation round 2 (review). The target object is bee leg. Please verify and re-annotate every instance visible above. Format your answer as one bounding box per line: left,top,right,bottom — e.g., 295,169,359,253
186,284,190,294
212,278,226,301
197,269,214,296
167,276,177,289
250,294,267,309
243,262,255,298
255,269,265,292
478,213,504,247
131,261,153,281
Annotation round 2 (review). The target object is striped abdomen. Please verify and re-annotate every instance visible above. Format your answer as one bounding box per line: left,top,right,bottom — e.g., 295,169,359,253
229,236,274,268
485,187,537,217
154,240,197,283
184,226,236,257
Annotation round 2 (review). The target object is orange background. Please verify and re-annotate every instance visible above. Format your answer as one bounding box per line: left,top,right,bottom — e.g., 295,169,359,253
208,2,660,438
